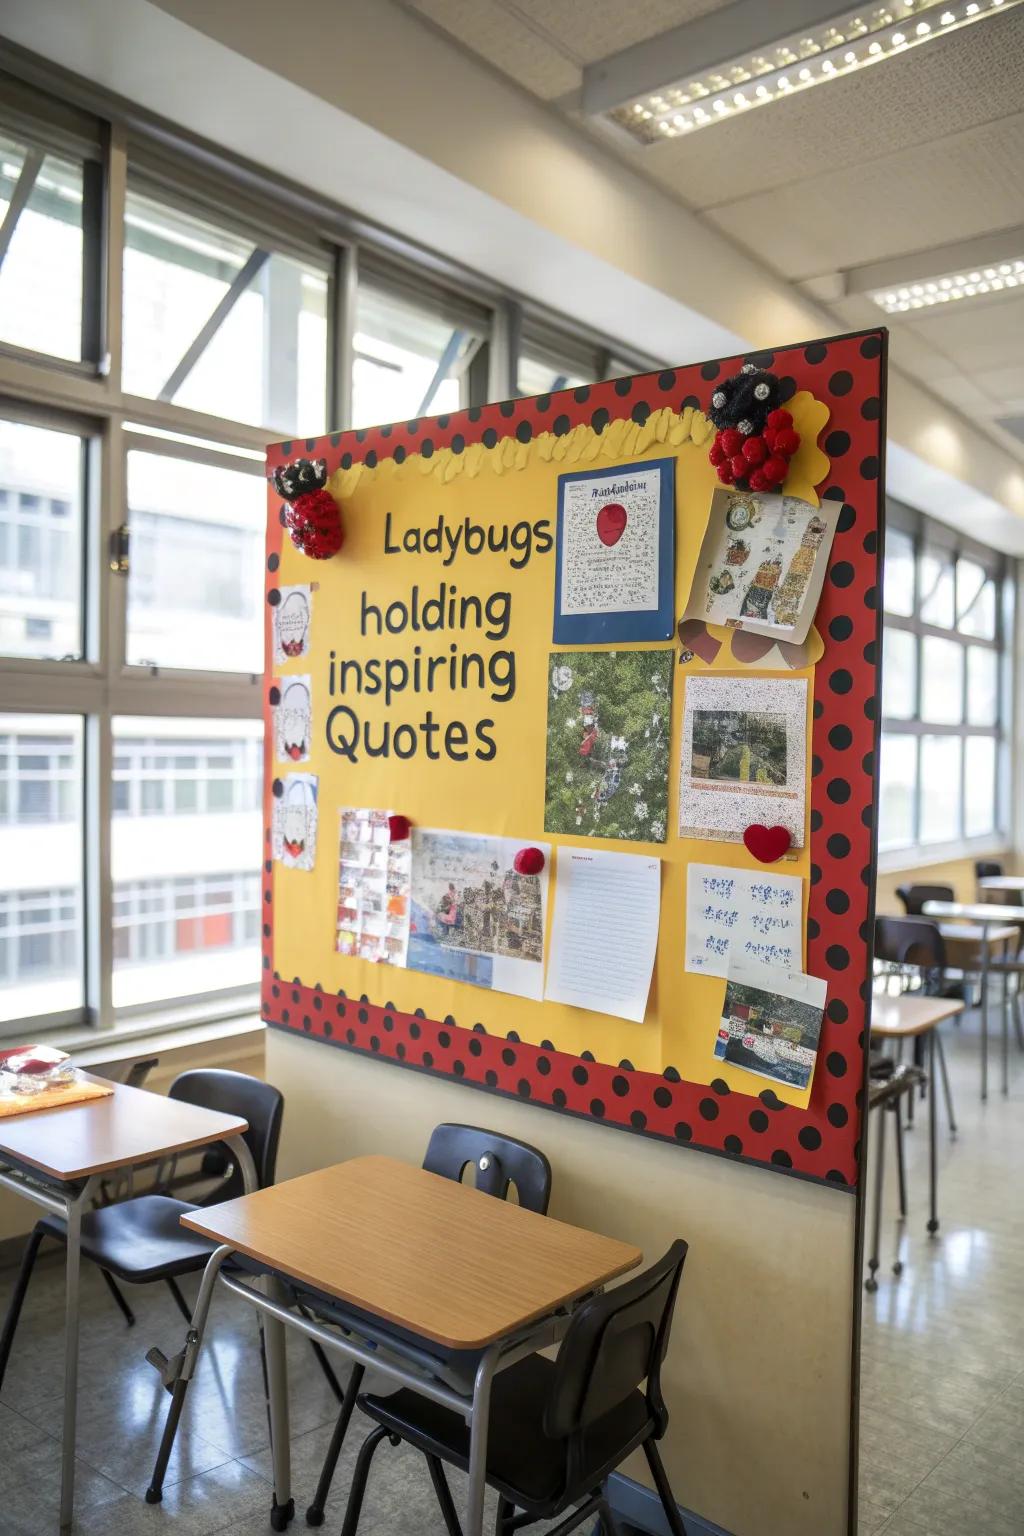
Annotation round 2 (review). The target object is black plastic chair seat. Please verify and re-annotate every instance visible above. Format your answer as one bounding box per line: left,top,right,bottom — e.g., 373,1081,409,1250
292,1282,483,1393
39,1196,216,1283
359,1354,652,1513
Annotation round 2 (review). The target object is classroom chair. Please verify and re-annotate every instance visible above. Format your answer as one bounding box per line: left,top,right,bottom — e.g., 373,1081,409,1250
873,917,958,1136
339,1239,690,1536
894,883,954,916
0,1070,283,1407
304,1122,553,1528
974,859,1003,883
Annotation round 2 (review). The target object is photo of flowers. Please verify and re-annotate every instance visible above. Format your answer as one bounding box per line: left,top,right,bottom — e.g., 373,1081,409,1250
544,649,672,842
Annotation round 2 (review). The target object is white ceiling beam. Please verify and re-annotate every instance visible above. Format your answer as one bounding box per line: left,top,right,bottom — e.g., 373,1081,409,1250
845,226,1024,295
581,0,853,114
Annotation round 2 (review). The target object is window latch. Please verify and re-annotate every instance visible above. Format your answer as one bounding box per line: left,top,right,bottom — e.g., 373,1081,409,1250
109,524,130,575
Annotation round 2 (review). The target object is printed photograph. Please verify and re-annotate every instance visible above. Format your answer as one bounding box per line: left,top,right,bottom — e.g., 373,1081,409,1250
713,972,825,1091
409,831,545,965
544,649,672,842
690,708,788,787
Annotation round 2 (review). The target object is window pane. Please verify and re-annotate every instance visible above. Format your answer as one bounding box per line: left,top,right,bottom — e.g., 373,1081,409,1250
956,558,996,639
882,528,915,617
919,735,962,844
964,737,996,838
0,714,84,1023
882,627,916,719
966,646,998,727
0,417,84,660
126,448,264,673
122,186,328,434
517,349,591,398
111,717,262,1009
919,550,955,628
920,636,963,724
879,734,917,852
0,133,85,361
352,282,482,430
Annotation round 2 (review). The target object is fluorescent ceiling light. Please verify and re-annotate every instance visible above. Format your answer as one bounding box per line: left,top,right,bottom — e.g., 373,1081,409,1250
603,0,1021,143
872,258,1024,311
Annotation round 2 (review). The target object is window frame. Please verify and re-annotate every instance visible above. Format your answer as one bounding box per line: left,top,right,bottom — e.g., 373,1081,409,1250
879,498,1014,861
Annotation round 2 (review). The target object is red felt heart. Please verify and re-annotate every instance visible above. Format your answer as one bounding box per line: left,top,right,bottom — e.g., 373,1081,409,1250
743,824,792,863
596,502,627,547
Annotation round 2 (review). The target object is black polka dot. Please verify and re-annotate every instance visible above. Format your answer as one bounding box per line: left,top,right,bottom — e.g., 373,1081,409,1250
829,370,853,396
590,1099,605,1118
778,376,796,402
271,778,284,799
860,456,880,480
421,1050,432,1066
724,1134,743,1154
468,1038,482,1057
771,1150,793,1168
267,552,280,573
364,449,377,469
517,1079,531,1099
831,562,855,590
749,1110,769,1132
553,1088,567,1108
829,615,853,642
437,1030,450,1048
760,1090,785,1112
657,370,676,391
553,415,570,436
267,588,281,607
515,420,532,444
572,1065,588,1085
811,863,822,885
502,1047,516,1066
680,394,700,411
410,1021,421,1039
499,401,515,418
807,917,820,942
828,778,851,805
804,343,827,364
468,407,481,422
745,350,775,369
811,810,823,833
698,1098,719,1121
825,431,850,458
612,1075,629,1097
268,686,281,708
826,889,850,918
482,427,498,449
826,944,850,971
829,668,853,695
537,1055,551,1075
452,1058,463,1075
653,1086,672,1109
341,451,353,469
614,377,632,396
827,1103,848,1128
827,833,851,858
394,444,406,464
826,1170,848,1185
860,335,882,359
663,1066,681,1083
813,699,824,720
823,485,846,503
451,433,465,455
812,755,823,779
711,1077,731,1096
485,1070,498,1087
573,385,591,403
700,361,720,380
630,1110,647,1130
590,407,610,434
630,402,651,426
674,1122,693,1142
829,724,852,750
861,396,880,421
837,504,856,534
826,1051,847,1078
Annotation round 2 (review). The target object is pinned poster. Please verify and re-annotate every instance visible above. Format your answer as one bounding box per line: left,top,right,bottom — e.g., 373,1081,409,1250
272,584,312,665
407,829,549,1001
714,959,827,1092
337,807,411,964
545,847,661,1023
273,772,318,870
685,863,802,978
553,458,675,642
683,489,838,644
273,676,312,763
679,674,807,846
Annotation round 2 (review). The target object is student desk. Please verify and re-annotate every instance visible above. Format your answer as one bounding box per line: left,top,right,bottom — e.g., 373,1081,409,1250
977,876,1024,902
922,900,1021,1098
175,1154,642,1535
0,1078,255,1531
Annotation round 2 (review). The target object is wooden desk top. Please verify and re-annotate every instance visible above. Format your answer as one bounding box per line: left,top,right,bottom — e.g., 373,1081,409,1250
871,993,965,1038
183,1154,643,1350
926,900,1024,925
0,1077,247,1182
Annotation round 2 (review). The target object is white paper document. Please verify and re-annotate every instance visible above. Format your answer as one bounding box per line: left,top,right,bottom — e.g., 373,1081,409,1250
544,848,660,1023
685,863,803,979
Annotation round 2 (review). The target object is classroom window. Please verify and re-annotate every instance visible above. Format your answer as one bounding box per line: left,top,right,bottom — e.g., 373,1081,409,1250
0,415,86,661
879,503,1010,854
516,321,600,398
352,275,487,429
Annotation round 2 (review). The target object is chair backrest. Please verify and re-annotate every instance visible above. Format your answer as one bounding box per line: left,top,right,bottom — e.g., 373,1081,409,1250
975,860,1003,880
124,1056,159,1089
894,883,953,916
422,1123,552,1215
874,914,947,970
544,1240,688,1447
168,1068,283,1199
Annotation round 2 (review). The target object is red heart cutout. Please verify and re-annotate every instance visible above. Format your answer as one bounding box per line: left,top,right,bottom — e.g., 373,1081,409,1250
596,502,627,547
743,824,792,863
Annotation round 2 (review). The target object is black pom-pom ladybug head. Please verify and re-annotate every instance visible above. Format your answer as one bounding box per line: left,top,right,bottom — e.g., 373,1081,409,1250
272,457,327,502
708,364,781,436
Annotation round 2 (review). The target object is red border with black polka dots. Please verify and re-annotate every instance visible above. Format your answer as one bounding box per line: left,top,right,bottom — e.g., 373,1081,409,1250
262,328,886,1190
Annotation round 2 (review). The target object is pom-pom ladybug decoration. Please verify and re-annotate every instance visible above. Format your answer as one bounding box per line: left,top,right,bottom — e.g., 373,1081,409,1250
513,846,545,876
706,367,801,492
272,457,343,560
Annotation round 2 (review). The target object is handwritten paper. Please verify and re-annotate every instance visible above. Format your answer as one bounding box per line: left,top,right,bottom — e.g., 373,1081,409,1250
685,863,802,978
336,807,411,965
544,848,660,1023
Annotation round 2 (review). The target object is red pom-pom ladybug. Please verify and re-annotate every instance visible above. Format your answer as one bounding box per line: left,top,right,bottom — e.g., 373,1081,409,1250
388,814,411,842
766,408,793,432
717,461,736,485
742,436,767,465
720,428,743,456
513,847,545,876
762,455,789,485
773,427,801,457
747,469,770,492
708,439,726,467
730,454,748,480
273,459,343,561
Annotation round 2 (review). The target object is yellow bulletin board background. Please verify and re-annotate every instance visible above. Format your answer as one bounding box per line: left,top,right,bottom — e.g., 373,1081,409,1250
264,332,886,1186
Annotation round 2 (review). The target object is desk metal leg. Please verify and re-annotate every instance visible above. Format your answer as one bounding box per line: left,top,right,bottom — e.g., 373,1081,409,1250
465,1345,500,1536
927,1032,939,1237
263,1274,293,1531
59,1184,88,1531
1001,963,1010,1096
980,932,990,1101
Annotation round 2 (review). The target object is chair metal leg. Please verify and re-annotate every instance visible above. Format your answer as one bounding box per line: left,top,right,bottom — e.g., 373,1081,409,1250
495,1496,515,1536
642,1441,689,1536
308,1338,344,1402
893,1102,907,1222
0,1224,44,1391
339,1425,393,1536
934,1031,957,1137
865,1103,886,1293
542,1493,606,1536
100,1269,136,1327
425,1453,465,1536
1014,989,1024,1051
165,1275,192,1324
305,1361,365,1526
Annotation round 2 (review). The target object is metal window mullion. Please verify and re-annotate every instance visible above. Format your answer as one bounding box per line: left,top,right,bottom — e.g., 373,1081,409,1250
100,121,126,385
490,299,517,403
330,242,356,431
0,147,42,271
84,705,113,1029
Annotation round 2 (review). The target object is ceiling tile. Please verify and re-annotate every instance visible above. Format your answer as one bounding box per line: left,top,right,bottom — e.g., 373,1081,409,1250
405,0,581,99
510,0,730,66
904,294,1024,377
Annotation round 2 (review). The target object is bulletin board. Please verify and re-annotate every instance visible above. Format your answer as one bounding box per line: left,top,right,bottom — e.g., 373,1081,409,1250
262,329,886,1188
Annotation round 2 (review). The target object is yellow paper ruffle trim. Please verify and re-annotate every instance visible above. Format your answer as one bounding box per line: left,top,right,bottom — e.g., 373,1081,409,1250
327,392,832,506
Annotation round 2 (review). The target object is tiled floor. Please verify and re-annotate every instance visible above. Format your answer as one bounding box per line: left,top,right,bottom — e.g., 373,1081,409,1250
858,996,1024,1535
0,1003,1019,1536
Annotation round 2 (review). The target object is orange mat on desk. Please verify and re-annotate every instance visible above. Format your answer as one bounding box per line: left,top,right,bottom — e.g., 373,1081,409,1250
0,1077,113,1118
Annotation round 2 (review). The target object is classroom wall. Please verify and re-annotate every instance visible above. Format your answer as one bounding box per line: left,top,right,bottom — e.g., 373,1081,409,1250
267,1026,855,1536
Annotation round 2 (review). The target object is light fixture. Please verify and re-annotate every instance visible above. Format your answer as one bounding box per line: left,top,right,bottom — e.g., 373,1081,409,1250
602,0,1022,142
871,258,1024,311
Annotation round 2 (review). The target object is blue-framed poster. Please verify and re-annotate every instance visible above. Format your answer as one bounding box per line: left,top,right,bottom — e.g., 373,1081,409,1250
552,457,676,643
